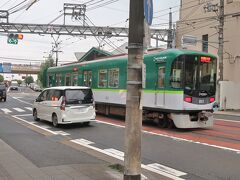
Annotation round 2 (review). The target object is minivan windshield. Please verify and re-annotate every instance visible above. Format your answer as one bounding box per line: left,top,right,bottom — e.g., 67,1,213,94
65,89,93,105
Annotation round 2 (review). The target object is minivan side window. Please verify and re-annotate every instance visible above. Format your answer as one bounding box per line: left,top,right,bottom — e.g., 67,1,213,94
47,90,62,101
38,90,48,101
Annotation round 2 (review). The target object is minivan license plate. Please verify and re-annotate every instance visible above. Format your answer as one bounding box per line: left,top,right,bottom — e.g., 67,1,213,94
199,99,205,104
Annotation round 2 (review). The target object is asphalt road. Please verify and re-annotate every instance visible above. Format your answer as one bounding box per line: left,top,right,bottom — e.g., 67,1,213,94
1,88,240,180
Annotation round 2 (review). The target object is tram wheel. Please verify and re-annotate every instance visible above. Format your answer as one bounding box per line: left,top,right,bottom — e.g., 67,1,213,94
158,117,168,128
167,119,175,129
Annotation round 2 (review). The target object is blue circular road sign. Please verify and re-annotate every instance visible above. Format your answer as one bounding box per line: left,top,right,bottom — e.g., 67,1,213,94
144,0,153,25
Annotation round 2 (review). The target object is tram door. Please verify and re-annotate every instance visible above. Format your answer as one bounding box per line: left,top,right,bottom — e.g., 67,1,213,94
155,64,165,107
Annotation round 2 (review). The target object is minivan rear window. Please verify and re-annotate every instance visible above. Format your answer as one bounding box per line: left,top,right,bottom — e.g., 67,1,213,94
65,89,93,105
0,85,6,89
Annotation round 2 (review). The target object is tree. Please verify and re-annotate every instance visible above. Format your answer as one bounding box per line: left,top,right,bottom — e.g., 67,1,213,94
0,74,3,82
17,80,22,86
25,76,34,85
38,56,54,88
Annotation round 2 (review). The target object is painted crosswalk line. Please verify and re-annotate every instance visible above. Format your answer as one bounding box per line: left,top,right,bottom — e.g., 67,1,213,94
1,108,12,113
13,108,25,112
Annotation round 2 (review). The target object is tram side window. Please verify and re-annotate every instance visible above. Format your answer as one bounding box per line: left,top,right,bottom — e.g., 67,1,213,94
72,73,78,86
56,74,62,86
48,76,53,87
65,74,71,86
108,68,119,88
170,58,183,88
158,67,165,88
98,69,107,88
83,71,92,87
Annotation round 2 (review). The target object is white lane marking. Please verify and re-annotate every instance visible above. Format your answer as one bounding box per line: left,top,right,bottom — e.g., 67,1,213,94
215,119,240,123
13,108,25,112
104,148,124,158
54,131,70,136
96,120,124,128
1,108,12,113
146,163,187,177
12,115,71,137
12,115,58,135
15,114,32,117
71,138,94,145
25,107,32,111
11,97,32,105
95,120,240,154
71,139,186,180
34,124,51,129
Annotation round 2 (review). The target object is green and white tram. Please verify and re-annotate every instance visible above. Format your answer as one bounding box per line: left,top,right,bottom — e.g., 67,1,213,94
47,49,217,128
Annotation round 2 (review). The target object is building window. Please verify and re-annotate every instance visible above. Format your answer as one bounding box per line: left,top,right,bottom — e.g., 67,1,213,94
98,69,107,88
202,34,208,53
108,68,119,88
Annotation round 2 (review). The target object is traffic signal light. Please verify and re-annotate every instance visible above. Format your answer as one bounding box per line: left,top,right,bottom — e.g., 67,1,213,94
8,33,23,40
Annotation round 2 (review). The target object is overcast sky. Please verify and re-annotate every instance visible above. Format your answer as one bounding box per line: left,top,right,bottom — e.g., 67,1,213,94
0,0,180,65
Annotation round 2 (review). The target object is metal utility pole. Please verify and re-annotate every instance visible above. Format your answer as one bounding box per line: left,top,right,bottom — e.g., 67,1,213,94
63,3,86,25
124,0,144,179
167,8,173,49
51,35,62,66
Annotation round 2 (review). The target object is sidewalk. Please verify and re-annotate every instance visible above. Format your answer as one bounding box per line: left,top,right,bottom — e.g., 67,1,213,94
0,138,122,180
213,110,240,117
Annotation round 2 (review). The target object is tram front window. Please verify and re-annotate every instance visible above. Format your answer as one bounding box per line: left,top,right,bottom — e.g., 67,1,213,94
184,55,216,96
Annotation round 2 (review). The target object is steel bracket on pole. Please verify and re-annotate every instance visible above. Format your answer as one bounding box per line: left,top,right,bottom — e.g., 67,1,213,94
128,65,142,69
127,81,142,85
126,43,143,49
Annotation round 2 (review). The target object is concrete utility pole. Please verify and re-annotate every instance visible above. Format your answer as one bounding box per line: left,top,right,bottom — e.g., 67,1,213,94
203,0,224,105
124,0,144,180
218,0,224,104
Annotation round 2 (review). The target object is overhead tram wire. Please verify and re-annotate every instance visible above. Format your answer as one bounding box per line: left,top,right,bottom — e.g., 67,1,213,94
153,0,214,19
153,0,199,14
0,0,15,9
7,0,28,11
84,16,125,54
0,56,73,63
87,0,119,11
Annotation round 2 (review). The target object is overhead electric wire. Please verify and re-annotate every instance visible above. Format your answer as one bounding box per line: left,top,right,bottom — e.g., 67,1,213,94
87,0,119,11
85,16,125,54
0,0,15,9
7,0,28,11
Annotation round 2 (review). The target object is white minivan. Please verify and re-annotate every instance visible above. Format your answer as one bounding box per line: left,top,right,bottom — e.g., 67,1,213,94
33,86,96,127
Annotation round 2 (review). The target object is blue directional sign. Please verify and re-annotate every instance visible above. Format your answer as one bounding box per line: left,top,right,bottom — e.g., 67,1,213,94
144,0,153,25
2,63,12,73
0,63,3,73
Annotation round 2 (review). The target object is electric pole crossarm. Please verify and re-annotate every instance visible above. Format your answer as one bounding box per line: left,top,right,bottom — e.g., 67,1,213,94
0,23,167,38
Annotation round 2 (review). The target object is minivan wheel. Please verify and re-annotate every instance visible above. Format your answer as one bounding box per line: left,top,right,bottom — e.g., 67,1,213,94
4,98,6,102
52,114,58,127
33,110,39,121
83,122,90,126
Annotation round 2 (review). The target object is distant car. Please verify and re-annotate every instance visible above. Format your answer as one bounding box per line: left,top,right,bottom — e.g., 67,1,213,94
32,86,96,127
0,84,7,101
9,81,19,91
33,84,42,92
